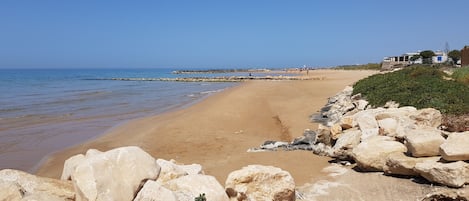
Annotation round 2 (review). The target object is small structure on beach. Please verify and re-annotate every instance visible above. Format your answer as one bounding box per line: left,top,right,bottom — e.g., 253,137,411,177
462,46,469,67
431,50,448,64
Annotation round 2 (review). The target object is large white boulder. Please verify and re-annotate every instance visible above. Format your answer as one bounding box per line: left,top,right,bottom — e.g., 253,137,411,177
404,128,445,157
165,174,229,201
333,129,362,151
133,180,177,201
352,136,407,171
414,161,469,188
69,146,161,201
384,152,440,176
61,154,85,180
377,118,398,136
0,169,75,201
440,132,469,161
156,159,203,183
225,165,295,201
409,108,442,128
354,112,379,140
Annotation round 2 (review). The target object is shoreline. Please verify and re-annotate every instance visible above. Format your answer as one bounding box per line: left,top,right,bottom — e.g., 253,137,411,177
35,69,377,185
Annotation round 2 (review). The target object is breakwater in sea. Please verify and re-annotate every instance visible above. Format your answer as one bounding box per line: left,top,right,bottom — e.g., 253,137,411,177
88,75,325,82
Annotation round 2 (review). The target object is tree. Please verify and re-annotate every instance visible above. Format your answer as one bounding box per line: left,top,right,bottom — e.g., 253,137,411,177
448,50,461,63
420,50,436,59
410,55,421,61
420,50,435,64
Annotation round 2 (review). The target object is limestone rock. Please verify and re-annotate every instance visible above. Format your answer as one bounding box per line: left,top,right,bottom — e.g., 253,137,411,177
440,132,469,161
377,118,398,136
134,180,177,201
316,124,332,146
352,136,407,171
0,169,75,201
339,115,355,130
405,128,445,157
355,99,369,110
422,189,469,201
355,112,379,140
410,108,442,128
415,161,469,188
384,152,440,176
165,174,229,201
333,129,361,151
70,146,161,201
225,165,295,201
291,129,317,146
0,181,22,201
61,154,85,180
330,123,343,140
156,159,203,183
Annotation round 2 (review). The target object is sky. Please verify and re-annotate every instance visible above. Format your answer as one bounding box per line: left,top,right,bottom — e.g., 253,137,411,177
0,0,468,69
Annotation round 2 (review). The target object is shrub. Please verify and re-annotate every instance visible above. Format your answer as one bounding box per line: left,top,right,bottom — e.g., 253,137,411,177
195,193,206,201
353,66,469,114
452,67,469,85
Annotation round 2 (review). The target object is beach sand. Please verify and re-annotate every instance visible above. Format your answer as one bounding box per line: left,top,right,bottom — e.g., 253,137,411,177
36,69,376,185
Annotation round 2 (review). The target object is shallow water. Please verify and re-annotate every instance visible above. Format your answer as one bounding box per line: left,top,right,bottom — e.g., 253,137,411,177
0,68,238,172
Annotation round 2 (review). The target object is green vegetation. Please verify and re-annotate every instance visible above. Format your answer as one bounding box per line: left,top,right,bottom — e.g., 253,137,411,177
353,66,469,114
335,63,381,70
420,50,435,64
195,193,206,201
448,50,461,63
452,67,469,85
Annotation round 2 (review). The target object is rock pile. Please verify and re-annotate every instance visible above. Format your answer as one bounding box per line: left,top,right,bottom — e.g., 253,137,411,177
0,146,296,201
255,86,469,189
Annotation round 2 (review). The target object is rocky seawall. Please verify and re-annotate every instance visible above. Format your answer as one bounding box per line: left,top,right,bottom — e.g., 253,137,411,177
252,86,469,200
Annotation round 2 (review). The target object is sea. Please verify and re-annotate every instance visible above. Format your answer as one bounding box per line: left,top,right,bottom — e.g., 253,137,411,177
0,68,262,172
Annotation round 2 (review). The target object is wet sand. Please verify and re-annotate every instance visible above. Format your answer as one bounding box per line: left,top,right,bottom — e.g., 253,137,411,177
35,69,376,185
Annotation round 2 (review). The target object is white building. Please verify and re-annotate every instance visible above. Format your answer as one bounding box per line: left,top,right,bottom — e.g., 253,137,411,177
432,51,448,64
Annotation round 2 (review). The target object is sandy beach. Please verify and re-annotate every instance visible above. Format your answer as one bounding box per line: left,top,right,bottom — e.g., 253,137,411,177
36,69,376,185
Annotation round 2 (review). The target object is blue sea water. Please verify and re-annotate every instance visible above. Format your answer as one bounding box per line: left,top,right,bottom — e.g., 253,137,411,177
0,68,239,172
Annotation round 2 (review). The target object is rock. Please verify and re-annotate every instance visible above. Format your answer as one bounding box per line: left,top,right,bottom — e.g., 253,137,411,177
415,161,469,188
422,189,469,201
384,152,440,176
70,146,161,201
312,143,334,157
260,141,289,150
333,129,361,151
405,128,445,157
355,99,369,110
355,112,379,140
384,101,400,108
165,174,229,201
156,159,203,183
395,116,418,139
61,154,85,180
225,165,295,201
410,108,442,128
316,124,332,146
339,115,355,130
377,118,398,136
330,123,343,140
352,136,407,171
0,169,75,201
134,180,177,201
440,132,469,161
0,181,22,201
291,129,317,146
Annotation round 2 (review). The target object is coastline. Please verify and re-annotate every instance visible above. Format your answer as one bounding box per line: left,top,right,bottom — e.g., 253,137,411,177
35,69,377,185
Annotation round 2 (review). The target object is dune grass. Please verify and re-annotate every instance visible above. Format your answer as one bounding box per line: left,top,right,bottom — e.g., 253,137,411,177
352,66,469,114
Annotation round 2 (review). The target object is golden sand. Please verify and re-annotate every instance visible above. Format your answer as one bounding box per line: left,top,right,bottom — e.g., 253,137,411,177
36,69,376,185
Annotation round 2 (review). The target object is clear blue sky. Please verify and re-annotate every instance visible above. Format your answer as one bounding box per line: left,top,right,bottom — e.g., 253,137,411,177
1,0,468,69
